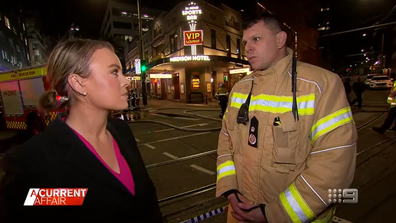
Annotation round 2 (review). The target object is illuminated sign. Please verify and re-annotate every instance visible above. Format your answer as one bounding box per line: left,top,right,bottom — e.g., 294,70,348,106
182,5,202,17
170,55,210,62
184,30,203,46
182,2,201,55
150,74,172,79
229,68,251,74
192,78,200,89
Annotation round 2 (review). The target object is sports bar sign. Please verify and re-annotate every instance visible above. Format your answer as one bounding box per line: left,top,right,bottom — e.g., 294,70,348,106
184,30,203,46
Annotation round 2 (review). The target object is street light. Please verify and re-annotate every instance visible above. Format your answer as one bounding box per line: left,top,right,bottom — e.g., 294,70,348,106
362,33,366,37
361,49,365,52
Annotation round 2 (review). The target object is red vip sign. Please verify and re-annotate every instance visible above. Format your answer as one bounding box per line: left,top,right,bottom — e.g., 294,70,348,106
184,30,203,46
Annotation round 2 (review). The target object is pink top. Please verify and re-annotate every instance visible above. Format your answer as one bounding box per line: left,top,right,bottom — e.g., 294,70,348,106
73,130,135,195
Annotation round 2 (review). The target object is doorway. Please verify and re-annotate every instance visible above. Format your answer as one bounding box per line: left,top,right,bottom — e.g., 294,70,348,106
211,70,217,98
160,79,167,99
173,73,180,99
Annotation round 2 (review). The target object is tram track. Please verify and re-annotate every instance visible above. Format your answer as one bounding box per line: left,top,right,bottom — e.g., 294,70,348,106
155,107,395,222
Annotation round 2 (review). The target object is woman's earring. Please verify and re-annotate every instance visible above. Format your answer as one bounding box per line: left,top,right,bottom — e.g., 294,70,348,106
83,92,87,96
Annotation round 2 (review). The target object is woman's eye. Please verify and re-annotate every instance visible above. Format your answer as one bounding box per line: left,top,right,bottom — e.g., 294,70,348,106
112,69,119,76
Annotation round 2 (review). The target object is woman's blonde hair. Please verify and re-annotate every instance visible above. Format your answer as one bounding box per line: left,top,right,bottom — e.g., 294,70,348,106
38,39,114,113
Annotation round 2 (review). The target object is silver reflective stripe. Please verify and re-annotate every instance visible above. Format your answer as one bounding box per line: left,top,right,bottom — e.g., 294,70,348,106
217,165,235,175
310,143,356,155
231,97,246,104
288,71,322,93
217,154,231,159
311,110,353,140
300,175,327,207
284,188,310,223
250,99,314,110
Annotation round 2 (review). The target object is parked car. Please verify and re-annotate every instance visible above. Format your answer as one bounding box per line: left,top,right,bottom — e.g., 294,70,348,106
365,73,378,85
369,75,393,89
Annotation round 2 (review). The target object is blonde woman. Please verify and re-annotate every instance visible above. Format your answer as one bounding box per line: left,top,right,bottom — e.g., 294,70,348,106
0,39,163,222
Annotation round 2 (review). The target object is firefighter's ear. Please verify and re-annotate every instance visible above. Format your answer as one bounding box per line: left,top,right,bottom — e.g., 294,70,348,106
276,31,287,49
67,74,86,96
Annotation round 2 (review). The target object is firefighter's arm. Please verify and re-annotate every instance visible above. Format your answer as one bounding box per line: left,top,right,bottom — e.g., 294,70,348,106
215,106,238,198
265,75,357,223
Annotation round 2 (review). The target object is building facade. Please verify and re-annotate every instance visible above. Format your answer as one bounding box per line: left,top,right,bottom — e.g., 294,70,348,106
100,1,161,70
0,5,30,71
126,1,250,103
25,12,47,66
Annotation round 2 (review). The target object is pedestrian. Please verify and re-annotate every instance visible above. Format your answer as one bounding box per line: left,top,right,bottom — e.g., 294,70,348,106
0,39,163,222
373,78,396,134
343,77,352,104
351,76,365,108
216,12,357,223
215,83,229,119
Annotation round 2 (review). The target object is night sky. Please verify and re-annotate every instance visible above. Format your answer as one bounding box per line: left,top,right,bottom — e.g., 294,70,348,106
13,0,396,69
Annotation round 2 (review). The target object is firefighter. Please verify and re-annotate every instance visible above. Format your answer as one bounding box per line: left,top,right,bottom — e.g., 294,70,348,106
372,79,396,134
215,83,229,119
216,12,357,223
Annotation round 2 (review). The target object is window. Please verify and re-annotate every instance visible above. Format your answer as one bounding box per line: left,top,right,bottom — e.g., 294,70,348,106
112,8,132,17
210,29,216,49
16,45,20,52
4,16,10,29
13,27,17,35
226,35,231,57
113,21,132,29
1,50,5,59
24,38,27,46
170,33,177,53
125,35,133,42
20,33,23,41
236,38,241,59
9,38,13,47
27,53,30,60
22,23,25,31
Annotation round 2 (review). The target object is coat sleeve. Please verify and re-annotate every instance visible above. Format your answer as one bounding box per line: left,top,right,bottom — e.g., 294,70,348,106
215,91,238,197
265,74,358,223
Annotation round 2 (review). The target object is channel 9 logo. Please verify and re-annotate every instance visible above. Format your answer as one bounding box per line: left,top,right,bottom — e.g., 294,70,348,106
328,188,358,204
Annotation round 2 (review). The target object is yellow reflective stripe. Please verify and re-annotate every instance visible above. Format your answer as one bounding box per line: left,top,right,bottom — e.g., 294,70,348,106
230,93,315,115
280,183,315,223
216,161,236,182
310,107,353,143
311,207,336,223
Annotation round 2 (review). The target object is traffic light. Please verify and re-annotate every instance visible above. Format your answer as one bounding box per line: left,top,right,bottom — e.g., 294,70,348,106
141,60,147,72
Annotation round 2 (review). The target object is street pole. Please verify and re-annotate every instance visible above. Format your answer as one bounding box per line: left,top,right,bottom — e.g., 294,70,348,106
137,0,147,106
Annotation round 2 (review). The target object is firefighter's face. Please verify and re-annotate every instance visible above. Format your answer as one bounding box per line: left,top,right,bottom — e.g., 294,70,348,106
243,20,287,70
83,48,130,111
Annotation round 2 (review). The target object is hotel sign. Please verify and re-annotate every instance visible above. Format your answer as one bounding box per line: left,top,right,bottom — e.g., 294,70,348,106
170,55,210,62
184,30,203,46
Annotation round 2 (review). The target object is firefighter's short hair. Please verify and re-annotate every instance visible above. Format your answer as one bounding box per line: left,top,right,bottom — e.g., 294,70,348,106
242,11,284,33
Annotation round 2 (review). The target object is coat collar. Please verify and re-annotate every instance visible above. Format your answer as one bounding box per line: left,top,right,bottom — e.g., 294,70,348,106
253,47,293,78
46,113,135,196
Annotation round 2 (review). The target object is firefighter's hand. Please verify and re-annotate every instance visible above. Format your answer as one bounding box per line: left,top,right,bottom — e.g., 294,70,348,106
228,193,255,222
237,203,267,223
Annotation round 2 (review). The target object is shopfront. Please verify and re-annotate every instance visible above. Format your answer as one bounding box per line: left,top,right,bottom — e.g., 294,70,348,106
145,55,249,103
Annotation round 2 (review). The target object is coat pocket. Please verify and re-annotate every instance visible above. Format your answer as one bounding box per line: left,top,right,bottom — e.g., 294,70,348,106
272,112,299,166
